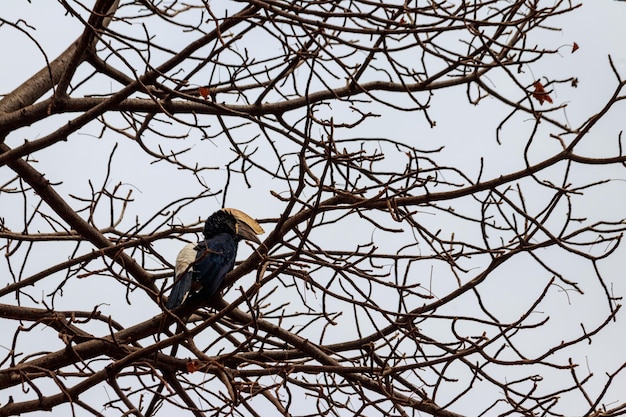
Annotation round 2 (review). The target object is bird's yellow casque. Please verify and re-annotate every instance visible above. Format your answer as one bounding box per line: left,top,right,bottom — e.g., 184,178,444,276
223,208,265,235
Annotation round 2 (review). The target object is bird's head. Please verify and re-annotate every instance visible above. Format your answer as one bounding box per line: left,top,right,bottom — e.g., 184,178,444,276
203,208,265,243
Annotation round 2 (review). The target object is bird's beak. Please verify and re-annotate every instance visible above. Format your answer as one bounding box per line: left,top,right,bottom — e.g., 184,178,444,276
236,220,263,244
223,208,265,244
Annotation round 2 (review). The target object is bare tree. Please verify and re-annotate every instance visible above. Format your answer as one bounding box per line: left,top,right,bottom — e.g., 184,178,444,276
1,1,625,416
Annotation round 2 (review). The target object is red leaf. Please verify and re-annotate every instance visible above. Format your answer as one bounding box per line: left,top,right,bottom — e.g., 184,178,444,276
198,87,210,100
186,360,201,373
532,80,552,105
572,42,579,53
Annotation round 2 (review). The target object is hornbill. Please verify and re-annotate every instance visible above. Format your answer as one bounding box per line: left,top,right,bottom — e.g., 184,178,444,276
165,208,264,309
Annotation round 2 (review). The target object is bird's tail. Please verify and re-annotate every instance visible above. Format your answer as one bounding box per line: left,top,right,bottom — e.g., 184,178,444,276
165,271,193,309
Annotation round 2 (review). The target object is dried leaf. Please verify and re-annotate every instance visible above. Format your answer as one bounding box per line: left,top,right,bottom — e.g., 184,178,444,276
572,42,579,53
198,87,210,100
186,360,201,373
532,80,553,105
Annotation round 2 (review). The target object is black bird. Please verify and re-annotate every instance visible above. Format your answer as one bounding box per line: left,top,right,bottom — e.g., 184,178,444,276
165,208,264,309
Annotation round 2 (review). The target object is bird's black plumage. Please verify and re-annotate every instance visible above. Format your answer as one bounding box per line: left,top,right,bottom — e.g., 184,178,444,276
165,208,263,309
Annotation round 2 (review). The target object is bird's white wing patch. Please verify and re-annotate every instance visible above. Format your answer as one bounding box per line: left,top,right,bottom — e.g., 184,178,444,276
175,242,197,277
